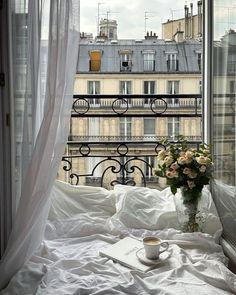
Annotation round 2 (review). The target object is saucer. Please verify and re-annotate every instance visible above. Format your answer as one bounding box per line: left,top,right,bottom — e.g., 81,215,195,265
136,248,170,266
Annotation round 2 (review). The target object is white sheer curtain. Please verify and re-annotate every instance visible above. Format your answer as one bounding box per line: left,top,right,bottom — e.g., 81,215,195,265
0,0,79,289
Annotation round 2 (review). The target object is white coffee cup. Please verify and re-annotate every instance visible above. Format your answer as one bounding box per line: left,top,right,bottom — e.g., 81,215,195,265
143,236,169,260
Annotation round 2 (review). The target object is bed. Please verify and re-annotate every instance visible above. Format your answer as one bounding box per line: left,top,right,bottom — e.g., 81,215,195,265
2,181,236,295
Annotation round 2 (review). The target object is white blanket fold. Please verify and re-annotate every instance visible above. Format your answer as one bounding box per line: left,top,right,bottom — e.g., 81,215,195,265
2,181,236,295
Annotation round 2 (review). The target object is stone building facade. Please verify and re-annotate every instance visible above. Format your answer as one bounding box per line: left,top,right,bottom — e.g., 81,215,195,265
57,33,203,188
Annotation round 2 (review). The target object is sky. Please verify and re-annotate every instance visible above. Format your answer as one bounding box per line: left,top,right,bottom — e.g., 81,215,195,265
79,0,199,39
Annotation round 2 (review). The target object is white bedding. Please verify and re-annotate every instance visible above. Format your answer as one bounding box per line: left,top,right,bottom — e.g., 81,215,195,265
2,181,236,295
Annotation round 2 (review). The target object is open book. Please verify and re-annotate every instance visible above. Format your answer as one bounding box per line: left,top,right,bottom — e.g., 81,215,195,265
99,237,155,272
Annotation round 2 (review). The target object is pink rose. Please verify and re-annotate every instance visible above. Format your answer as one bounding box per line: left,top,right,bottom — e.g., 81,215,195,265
170,162,179,170
166,171,175,178
177,156,186,165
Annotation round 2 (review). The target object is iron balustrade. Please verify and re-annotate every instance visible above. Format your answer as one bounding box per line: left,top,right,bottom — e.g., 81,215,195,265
71,94,202,117
60,94,202,189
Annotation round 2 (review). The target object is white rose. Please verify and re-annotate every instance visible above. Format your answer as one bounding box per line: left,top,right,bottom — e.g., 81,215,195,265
185,151,194,158
158,149,166,160
196,156,208,165
164,156,174,166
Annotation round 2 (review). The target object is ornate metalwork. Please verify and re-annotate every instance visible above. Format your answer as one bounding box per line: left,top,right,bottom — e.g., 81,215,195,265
72,94,202,117
60,93,202,188
61,140,201,188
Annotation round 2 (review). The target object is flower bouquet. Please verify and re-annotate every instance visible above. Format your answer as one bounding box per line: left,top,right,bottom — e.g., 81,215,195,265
154,136,213,232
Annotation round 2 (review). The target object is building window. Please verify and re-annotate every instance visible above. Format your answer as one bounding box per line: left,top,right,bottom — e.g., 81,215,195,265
120,81,132,94
119,50,132,72
166,53,179,71
88,81,100,106
89,50,102,72
120,117,132,137
144,118,155,137
227,54,236,74
167,80,179,105
119,81,132,106
168,117,180,140
143,81,155,105
143,51,155,71
144,156,155,178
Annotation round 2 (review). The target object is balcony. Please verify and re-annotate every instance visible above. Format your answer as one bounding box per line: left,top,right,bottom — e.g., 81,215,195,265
58,93,202,189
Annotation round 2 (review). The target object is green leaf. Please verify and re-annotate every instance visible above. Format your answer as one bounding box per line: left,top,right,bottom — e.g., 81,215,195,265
170,186,177,195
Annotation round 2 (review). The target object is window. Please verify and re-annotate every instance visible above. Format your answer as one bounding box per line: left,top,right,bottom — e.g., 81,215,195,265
211,0,236,251
143,50,155,71
144,118,155,137
119,50,132,72
120,117,132,137
166,53,179,71
168,117,180,140
167,80,179,105
119,81,132,94
227,53,236,74
88,81,100,106
144,156,155,178
119,81,132,107
89,50,102,72
143,81,155,105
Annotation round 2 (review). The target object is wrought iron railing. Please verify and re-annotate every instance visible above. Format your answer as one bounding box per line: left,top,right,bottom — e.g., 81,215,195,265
60,94,202,189
71,94,201,117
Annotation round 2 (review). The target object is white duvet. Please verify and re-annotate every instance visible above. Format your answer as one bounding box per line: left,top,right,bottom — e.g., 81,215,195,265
2,181,236,295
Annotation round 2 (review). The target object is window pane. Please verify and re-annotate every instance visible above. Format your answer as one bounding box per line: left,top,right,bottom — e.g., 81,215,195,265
89,51,101,72
119,81,131,94
212,0,236,248
144,53,155,71
144,118,155,135
168,117,179,139
120,117,132,137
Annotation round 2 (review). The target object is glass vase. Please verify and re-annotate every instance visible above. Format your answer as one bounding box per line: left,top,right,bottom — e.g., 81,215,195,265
174,188,208,233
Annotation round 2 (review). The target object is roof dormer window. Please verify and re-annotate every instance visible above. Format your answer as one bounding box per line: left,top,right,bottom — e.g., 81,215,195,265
119,50,132,72
89,50,102,72
142,50,155,72
165,51,179,71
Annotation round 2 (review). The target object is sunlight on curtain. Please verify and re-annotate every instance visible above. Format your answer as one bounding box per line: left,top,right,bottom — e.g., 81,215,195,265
212,0,236,248
0,0,80,289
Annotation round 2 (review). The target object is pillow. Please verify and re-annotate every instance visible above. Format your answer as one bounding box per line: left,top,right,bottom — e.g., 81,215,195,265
108,185,177,230
107,184,222,238
48,180,116,221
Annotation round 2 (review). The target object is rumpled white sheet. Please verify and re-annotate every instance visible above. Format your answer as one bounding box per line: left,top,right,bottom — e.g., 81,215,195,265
2,181,236,295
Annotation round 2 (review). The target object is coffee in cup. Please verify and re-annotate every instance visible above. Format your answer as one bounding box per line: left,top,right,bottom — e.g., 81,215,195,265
143,236,169,260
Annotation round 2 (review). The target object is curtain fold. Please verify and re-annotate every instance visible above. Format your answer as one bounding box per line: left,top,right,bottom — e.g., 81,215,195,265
0,0,79,289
